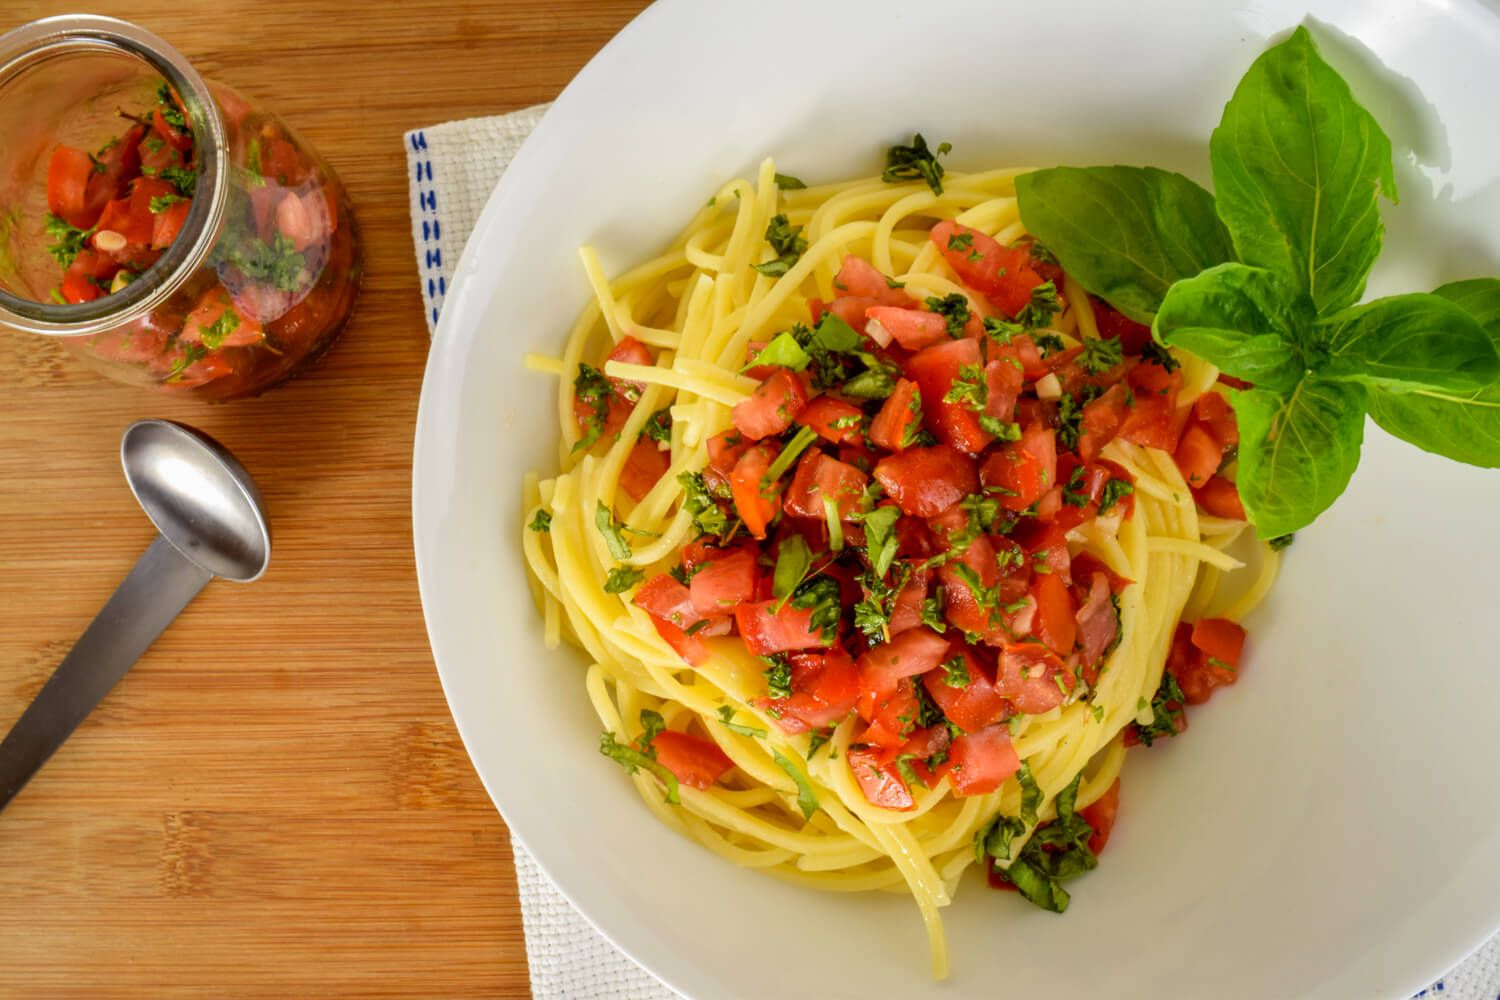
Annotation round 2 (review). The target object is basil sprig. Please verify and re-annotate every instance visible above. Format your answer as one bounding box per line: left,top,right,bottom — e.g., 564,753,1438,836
1015,27,1500,538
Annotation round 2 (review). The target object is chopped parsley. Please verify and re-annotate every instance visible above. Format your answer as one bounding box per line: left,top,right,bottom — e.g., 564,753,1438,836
155,82,188,132
1080,335,1124,374
43,214,91,269
982,316,1024,346
642,407,673,444
572,364,615,451
924,293,971,338
807,727,836,760
1098,479,1134,515
527,510,552,533
788,576,842,642
763,655,793,699
943,363,987,409
218,230,304,292
148,193,185,215
882,133,952,195
940,655,971,688
158,165,198,197
1056,392,1084,450
1140,339,1180,372
1033,331,1065,355
752,213,808,277
1133,671,1187,746
604,566,645,594
859,504,903,577
920,591,946,632
679,471,730,538
198,308,242,350
1016,281,1061,330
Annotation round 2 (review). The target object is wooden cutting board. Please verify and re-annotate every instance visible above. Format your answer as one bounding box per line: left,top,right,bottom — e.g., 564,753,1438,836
0,2,649,995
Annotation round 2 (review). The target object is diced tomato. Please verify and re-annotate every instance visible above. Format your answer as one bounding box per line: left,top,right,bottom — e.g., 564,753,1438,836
1014,520,1071,585
1077,383,1130,463
847,747,915,811
868,378,923,452
838,440,878,474
981,423,1056,511
151,100,193,151
936,724,1020,796
165,349,234,388
1193,391,1239,448
873,445,978,518
761,646,860,732
59,248,115,304
866,306,949,350
1165,621,1237,705
857,677,920,748
650,730,734,790
997,643,1072,715
783,452,868,520
179,286,264,347
1030,572,1077,656
573,337,652,444
706,428,750,476
824,295,882,335
634,574,701,629
797,395,864,444
1174,422,1224,488
1193,474,1246,520
680,537,745,573
985,355,1025,427
1191,617,1246,670
835,254,912,307
689,549,758,616
47,145,100,229
733,369,809,440
1070,551,1131,594
929,219,1044,318
1074,572,1118,671
1090,297,1153,355
734,599,831,655
1080,778,1121,854
730,443,782,539
150,196,192,249
258,135,304,186
621,438,670,502
907,338,993,454
922,647,1009,732
858,627,951,692
888,571,930,636
1118,361,1187,452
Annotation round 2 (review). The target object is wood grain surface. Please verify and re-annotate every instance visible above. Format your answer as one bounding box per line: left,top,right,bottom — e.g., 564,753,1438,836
0,2,650,995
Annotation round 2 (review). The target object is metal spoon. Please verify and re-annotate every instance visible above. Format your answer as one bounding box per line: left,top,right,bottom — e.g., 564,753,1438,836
0,419,270,812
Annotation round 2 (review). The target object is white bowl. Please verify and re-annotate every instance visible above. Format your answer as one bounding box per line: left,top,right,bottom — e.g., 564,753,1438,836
413,1,1500,996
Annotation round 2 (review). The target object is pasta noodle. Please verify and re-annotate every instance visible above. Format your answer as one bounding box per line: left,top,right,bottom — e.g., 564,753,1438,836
520,159,1277,980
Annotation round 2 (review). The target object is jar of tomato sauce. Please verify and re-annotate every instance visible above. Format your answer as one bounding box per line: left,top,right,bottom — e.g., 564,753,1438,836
0,15,360,400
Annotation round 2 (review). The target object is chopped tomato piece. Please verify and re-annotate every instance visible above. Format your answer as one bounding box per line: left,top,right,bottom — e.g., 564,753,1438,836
573,337,651,444
866,306,949,350
981,423,1056,512
650,730,733,790
1193,474,1246,520
179,286,264,347
1191,617,1246,669
761,647,860,732
733,369,809,440
1077,383,1130,463
847,746,915,811
985,355,1025,427
936,724,1020,796
1165,621,1238,705
1118,361,1187,452
858,627,952,693
46,145,100,229
150,196,192,249
907,337,993,455
634,574,702,629
997,642,1072,715
689,549,758,616
857,677,920,748
887,570,930,636
1090,297,1153,354
1074,572,1119,671
1174,422,1224,488
929,219,1044,318
1030,572,1077,656
783,452,868,520
734,599,832,655
730,443,782,539
59,248,115,304
868,378,923,452
796,395,864,444
621,438,670,502
922,647,1009,733
1080,777,1121,854
1193,390,1239,448
821,295,882,335
873,445,978,518
835,254,912,306
706,428,750,476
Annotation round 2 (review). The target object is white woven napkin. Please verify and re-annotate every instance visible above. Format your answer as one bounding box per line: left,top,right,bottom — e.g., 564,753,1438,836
404,108,1500,1000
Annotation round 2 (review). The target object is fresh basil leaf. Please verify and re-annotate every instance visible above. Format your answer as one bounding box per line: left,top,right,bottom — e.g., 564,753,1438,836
1152,263,1306,392
747,330,810,372
772,534,814,602
1015,165,1233,323
1209,26,1397,317
1315,292,1500,393
770,749,820,820
1004,856,1070,913
1367,279,1500,467
1016,761,1042,826
1231,379,1367,538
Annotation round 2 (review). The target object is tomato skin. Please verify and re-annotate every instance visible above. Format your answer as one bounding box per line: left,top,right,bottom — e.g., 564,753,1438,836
796,395,864,444
907,337,994,455
873,445,979,518
835,254,912,306
733,600,832,656
1193,474,1246,520
650,731,734,790
689,549,759,616
937,724,1020,796
847,747,915,811
620,438,670,502
997,642,1073,715
922,646,1009,733
782,452,868,521
929,219,1043,318
729,443,782,539
1174,422,1224,488
733,369,810,440
1080,777,1121,854
1030,572,1078,656
867,306,949,350
46,145,97,228
868,378,923,452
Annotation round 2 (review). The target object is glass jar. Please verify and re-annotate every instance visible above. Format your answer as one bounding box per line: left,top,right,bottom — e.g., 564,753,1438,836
0,15,360,400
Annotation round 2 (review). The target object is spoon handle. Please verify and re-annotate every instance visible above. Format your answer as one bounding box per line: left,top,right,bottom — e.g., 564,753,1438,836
0,535,212,812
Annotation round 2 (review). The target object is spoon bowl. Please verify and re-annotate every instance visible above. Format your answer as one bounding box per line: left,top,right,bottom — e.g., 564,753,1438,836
121,419,270,583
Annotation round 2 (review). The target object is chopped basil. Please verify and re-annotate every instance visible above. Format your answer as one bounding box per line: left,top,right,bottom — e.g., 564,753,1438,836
1133,671,1187,746
772,534,814,603
823,495,845,552
763,655,793,699
925,293,971,338
148,193,185,215
604,566,645,594
678,472,730,538
771,749,820,820
940,655,971,688
642,407,673,444
1079,335,1124,374
882,133,952,195
747,330,810,372
752,213,808,277
1016,761,1042,825
760,425,819,489
717,705,767,738
773,172,807,190
594,501,633,560
599,720,681,806
859,504,902,577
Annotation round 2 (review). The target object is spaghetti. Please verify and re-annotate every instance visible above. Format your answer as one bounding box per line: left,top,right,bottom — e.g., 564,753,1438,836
521,155,1276,980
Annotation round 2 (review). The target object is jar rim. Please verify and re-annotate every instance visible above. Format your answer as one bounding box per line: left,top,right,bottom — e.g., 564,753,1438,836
0,14,229,337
